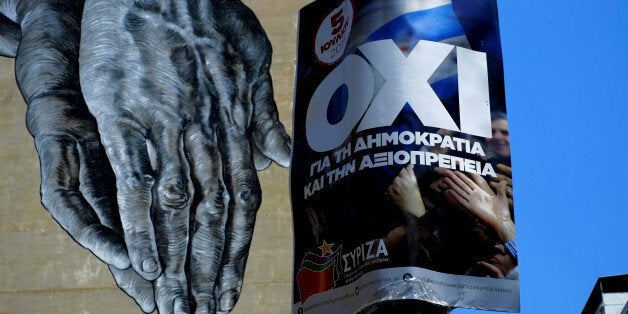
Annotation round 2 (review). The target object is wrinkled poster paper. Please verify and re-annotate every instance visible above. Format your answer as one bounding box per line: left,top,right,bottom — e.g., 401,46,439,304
290,0,519,313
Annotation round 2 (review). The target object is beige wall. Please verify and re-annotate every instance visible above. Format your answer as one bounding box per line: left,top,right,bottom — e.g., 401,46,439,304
0,1,309,312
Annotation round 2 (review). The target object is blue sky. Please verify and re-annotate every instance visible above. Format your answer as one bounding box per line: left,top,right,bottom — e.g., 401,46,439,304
455,0,628,313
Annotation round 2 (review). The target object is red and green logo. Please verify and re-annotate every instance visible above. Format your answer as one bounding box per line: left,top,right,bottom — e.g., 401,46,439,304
296,240,340,303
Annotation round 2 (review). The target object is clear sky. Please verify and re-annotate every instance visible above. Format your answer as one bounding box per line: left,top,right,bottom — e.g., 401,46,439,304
455,0,628,313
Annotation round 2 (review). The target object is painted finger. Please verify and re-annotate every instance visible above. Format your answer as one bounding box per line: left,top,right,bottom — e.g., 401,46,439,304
0,13,20,58
150,125,191,209
216,3,289,169
252,144,273,171
155,274,190,314
109,266,156,313
251,73,291,168
34,134,129,270
185,125,228,313
149,126,192,313
99,122,161,280
214,127,262,313
42,102,154,312
78,137,123,232
15,4,132,268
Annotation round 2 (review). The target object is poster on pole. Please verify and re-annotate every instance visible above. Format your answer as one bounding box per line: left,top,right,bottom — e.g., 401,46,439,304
290,0,519,312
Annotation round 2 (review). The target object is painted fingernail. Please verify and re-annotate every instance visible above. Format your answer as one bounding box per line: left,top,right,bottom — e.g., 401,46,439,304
174,297,187,314
142,257,158,273
219,289,238,312
159,181,188,208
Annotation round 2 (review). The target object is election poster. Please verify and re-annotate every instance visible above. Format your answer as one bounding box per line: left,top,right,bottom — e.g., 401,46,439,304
290,0,519,312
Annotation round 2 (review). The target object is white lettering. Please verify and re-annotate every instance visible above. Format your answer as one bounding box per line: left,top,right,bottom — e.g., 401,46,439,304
356,40,459,133
306,55,374,152
305,39,492,153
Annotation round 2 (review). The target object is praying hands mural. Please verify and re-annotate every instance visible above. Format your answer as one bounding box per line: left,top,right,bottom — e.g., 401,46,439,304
1,0,290,313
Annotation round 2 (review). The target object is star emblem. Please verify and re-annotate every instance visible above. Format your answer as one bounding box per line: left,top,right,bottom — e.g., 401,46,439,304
319,240,334,256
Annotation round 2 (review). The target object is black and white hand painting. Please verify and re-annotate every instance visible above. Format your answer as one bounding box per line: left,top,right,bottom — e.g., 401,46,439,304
0,1,291,313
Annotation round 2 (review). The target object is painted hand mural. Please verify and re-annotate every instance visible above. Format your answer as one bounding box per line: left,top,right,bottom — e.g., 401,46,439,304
1,0,290,313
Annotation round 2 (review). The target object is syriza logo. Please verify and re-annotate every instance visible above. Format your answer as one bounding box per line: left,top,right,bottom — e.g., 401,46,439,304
314,0,354,65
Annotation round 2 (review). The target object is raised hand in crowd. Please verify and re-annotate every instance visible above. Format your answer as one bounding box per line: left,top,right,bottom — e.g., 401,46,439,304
385,164,426,219
435,168,514,243
384,165,440,264
434,169,518,280
79,0,290,312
